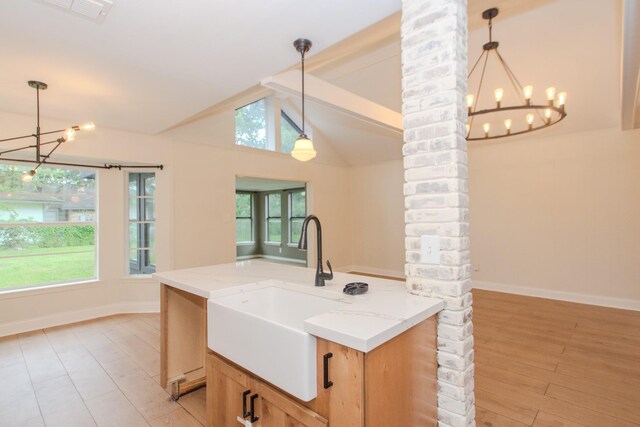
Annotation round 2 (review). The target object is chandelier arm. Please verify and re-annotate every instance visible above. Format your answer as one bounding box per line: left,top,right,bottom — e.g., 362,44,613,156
494,49,524,92
0,145,37,156
37,141,64,170
496,49,547,123
0,134,37,144
468,49,487,79
469,49,490,134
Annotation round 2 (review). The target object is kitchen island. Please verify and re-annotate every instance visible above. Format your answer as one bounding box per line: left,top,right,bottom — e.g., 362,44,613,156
154,260,443,426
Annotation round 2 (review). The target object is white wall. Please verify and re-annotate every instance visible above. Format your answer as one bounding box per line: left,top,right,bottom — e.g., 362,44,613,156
0,106,354,336
342,127,640,310
469,127,640,309
349,160,405,277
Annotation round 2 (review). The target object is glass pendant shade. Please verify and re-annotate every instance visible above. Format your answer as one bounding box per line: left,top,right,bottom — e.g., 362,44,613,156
291,134,316,162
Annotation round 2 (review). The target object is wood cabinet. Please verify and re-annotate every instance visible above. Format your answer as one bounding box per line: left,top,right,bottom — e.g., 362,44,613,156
160,284,208,395
206,317,437,427
206,352,328,427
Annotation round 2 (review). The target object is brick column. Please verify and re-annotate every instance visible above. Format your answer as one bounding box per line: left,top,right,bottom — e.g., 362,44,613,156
401,1,474,426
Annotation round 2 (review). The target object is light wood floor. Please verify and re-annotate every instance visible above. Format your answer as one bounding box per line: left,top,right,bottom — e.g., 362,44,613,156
1,291,639,427
0,313,205,427
473,289,640,426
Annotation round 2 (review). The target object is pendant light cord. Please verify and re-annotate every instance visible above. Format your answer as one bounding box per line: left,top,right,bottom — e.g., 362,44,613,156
301,50,305,134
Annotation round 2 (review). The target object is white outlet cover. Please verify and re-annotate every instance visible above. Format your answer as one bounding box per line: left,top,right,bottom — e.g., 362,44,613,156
420,235,440,264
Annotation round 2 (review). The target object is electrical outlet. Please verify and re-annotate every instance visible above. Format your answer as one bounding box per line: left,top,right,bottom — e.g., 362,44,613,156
420,235,440,264
473,264,480,272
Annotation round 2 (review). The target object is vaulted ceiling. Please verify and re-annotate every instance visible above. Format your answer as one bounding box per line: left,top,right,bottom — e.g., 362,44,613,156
0,0,634,167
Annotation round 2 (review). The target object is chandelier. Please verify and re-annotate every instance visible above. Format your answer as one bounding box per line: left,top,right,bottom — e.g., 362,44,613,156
466,8,567,141
0,81,163,182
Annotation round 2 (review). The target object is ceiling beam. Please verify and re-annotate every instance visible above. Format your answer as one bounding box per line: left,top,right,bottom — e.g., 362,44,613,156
621,0,640,130
261,71,402,133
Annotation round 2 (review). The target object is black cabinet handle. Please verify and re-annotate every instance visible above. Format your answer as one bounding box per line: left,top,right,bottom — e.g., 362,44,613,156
323,352,334,389
242,389,251,418
249,393,259,423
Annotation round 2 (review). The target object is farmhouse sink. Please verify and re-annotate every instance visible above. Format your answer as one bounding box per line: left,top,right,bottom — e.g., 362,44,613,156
207,284,349,401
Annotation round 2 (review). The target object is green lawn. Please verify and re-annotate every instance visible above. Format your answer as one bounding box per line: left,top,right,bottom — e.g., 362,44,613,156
0,245,95,290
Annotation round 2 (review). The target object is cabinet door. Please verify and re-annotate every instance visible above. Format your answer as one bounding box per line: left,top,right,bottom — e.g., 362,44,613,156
253,381,328,427
206,352,254,427
315,339,365,427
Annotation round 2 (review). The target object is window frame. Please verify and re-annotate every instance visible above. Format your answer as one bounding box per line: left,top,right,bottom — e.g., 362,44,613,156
235,192,254,245
128,172,156,276
280,110,303,155
264,192,282,245
0,163,98,293
288,190,306,245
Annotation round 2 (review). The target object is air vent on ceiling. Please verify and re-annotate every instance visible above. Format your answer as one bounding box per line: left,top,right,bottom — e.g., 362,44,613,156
36,0,114,23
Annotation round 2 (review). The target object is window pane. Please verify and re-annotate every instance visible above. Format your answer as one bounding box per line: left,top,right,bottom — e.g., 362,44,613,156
129,198,138,221
129,223,138,249
144,199,155,221
291,191,306,217
0,165,96,224
267,219,281,242
268,194,281,217
0,225,95,290
281,112,301,154
128,174,137,197
290,218,304,244
236,218,252,242
235,194,251,218
143,174,155,196
235,99,267,149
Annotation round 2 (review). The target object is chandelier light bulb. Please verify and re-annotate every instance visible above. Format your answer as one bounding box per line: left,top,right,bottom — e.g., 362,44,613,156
523,85,533,104
557,92,567,108
21,169,36,183
504,119,512,134
78,122,96,131
544,108,552,123
483,122,490,138
466,94,474,112
494,88,504,106
526,113,535,129
545,87,556,105
63,128,76,142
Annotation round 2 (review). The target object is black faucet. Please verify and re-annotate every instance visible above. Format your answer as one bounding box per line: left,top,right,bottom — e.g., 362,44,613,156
298,215,333,287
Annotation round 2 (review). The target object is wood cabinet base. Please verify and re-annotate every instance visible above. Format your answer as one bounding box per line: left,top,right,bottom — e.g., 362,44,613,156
205,317,437,427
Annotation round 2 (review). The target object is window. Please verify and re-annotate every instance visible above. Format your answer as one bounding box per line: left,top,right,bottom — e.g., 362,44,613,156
289,191,306,244
0,164,96,291
129,173,156,275
281,111,302,154
265,193,281,243
235,99,267,149
235,193,253,243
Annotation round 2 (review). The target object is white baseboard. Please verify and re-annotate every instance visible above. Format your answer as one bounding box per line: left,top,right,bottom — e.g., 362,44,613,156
473,280,640,311
338,264,405,280
0,301,160,338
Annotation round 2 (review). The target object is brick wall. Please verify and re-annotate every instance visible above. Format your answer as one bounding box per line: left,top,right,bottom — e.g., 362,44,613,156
400,1,475,426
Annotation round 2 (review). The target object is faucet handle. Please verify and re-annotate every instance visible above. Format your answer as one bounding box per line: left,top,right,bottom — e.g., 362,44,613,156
322,259,334,280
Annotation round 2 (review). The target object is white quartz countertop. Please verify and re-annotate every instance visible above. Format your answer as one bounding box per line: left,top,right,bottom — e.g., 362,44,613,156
153,260,443,353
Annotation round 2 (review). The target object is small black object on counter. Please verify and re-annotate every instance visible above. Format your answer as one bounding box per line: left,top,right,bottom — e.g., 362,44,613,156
343,282,368,295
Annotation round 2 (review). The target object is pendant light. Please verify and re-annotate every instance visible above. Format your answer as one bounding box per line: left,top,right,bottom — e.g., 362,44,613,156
291,38,316,162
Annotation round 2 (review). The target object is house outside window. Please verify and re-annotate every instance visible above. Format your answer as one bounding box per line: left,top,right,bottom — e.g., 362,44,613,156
0,164,97,291
265,193,281,243
129,173,155,275
289,190,306,244
236,193,253,243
